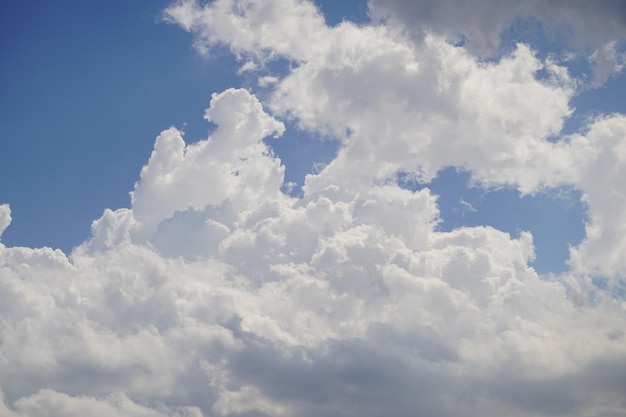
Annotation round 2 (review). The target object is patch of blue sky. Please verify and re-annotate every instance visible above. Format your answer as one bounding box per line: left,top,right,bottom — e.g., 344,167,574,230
400,167,587,275
316,0,370,26
564,72,626,133
266,121,339,198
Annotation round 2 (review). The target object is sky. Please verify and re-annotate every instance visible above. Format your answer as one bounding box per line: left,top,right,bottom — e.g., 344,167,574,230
1,1,625,416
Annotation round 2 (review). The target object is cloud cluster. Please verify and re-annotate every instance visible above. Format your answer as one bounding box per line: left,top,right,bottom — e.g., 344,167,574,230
2,1,626,416
164,0,626,279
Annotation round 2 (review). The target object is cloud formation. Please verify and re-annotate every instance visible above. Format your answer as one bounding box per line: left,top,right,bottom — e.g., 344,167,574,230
2,1,626,416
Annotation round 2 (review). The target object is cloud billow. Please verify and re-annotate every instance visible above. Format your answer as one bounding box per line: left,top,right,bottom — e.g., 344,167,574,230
1,1,626,416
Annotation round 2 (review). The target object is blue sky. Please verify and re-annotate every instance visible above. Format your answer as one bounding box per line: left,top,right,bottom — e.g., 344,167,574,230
3,0,623,275
1,1,626,416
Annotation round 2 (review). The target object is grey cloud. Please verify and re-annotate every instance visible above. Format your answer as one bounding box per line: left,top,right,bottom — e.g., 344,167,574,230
366,0,626,87
368,0,626,56
225,328,626,417
227,336,458,417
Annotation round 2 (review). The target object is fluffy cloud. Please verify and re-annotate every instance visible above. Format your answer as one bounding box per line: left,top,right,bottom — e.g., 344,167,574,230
272,36,574,191
563,114,626,278
2,87,625,415
163,0,329,60
2,1,626,416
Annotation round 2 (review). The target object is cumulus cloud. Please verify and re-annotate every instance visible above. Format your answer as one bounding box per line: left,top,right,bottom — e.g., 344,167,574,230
2,1,626,416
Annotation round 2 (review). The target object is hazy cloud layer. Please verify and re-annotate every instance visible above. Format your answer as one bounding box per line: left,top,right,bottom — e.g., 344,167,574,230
2,1,626,416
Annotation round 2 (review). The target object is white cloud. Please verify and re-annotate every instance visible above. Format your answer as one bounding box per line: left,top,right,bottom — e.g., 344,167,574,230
2,1,626,416
258,75,279,87
458,198,477,214
589,41,626,86
79,88,285,251
163,0,329,61
0,204,11,239
271,36,574,193
563,114,626,278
